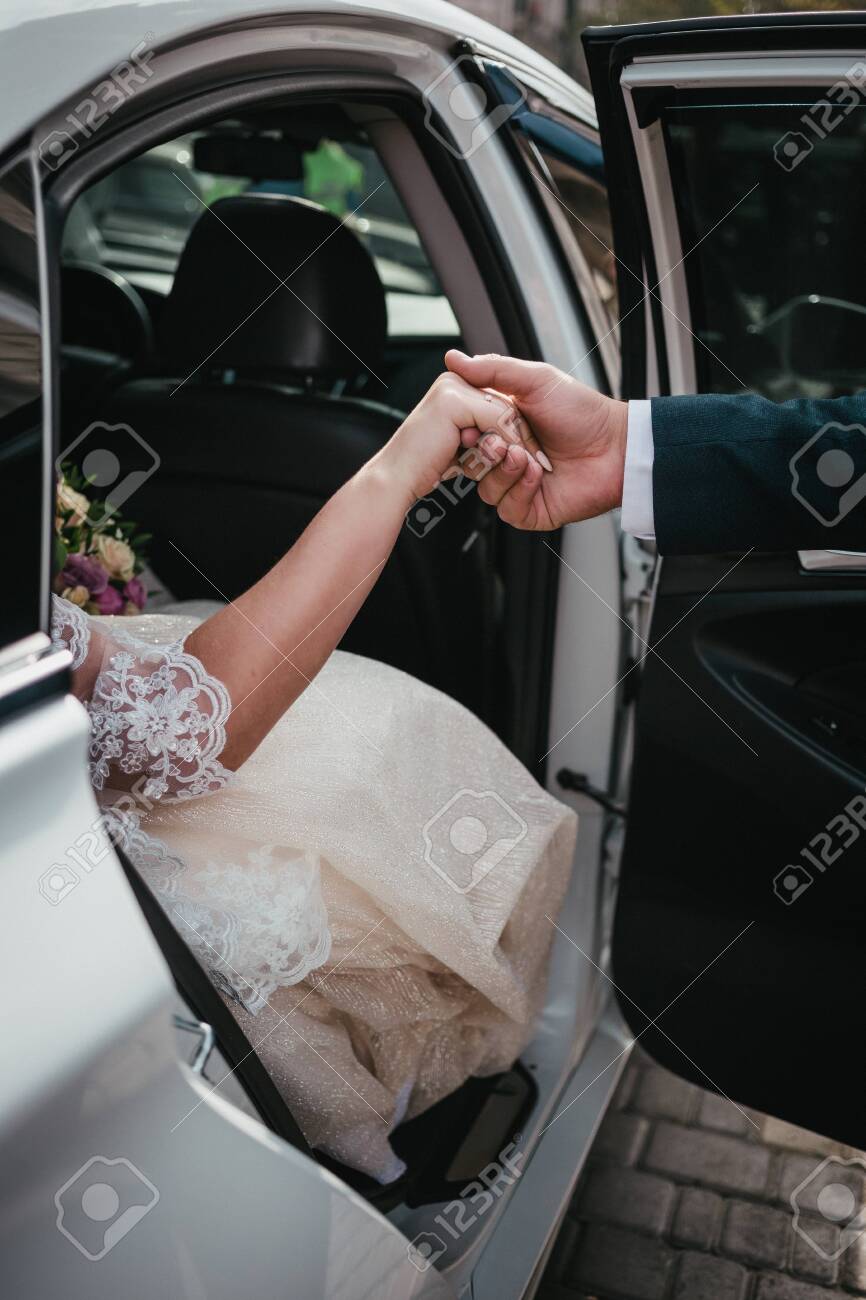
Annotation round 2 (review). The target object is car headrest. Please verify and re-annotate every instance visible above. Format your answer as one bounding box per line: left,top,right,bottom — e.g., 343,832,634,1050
157,194,387,380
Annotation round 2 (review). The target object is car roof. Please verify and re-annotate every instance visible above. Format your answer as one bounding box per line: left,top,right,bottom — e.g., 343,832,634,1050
0,0,595,153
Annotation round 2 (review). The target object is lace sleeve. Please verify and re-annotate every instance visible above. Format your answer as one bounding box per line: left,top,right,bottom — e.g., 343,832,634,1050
51,593,91,669
51,594,232,802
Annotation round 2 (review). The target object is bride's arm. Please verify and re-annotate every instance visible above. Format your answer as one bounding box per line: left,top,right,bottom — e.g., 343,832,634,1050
182,373,530,769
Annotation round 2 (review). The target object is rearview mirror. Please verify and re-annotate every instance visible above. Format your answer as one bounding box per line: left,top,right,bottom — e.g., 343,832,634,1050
193,134,303,181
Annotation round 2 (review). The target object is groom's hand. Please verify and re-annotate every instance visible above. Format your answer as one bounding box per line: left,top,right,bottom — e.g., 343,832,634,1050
445,351,627,530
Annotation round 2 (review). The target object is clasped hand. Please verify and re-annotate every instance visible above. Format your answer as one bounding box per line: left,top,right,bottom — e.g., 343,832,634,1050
384,351,628,531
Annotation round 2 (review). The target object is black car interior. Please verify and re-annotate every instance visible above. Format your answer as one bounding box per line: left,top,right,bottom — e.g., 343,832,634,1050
59,101,532,1204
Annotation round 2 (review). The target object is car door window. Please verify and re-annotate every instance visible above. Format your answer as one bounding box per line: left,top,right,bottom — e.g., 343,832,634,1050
0,153,46,652
62,133,458,341
515,128,620,393
662,101,866,400
535,146,619,331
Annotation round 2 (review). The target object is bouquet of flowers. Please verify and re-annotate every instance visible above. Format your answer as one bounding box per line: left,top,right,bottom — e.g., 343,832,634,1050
55,468,150,615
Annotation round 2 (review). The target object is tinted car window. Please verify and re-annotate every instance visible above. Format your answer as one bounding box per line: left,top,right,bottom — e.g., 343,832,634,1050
540,148,619,331
63,133,458,339
663,102,866,399
518,133,620,393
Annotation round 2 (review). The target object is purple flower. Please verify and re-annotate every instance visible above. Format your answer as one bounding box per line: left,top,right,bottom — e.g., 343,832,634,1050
124,576,147,611
60,552,108,595
92,583,124,615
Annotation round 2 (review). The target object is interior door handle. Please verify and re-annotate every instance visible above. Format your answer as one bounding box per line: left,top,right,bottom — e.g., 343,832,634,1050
798,549,866,573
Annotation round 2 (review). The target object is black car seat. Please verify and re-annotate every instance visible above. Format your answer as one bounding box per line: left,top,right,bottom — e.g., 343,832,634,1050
89,194,489,703
60,262,153,430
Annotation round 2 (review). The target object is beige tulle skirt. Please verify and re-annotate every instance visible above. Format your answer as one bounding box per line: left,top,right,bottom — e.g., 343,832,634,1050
119,609,576,1182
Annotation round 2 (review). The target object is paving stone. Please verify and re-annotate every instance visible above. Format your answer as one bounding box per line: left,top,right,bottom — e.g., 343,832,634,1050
634,1068,699,1123
577,1166,676,1235
791,1215,840,1284
775,1150,866,1209
774,1154,819,1205
615,1063,641,1111
840,1230,866,1294
755,1274,840,1300
672,1251,749,1300
543,1215,580,1285
696,1092,752,1137
534,1286,591,1300
671,1188,724,1250
591,1112,651,1167
644,1121,771,1195
762,1116,852,1159
720,1199,791,1268
568,1223,674,1300
541,1050,866,1300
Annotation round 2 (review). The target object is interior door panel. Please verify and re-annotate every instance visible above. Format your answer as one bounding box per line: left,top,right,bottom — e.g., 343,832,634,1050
584,13,866,1147
614,552,866,1144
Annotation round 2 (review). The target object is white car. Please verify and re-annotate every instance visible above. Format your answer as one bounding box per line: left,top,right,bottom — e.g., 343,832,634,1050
4,2,864,1295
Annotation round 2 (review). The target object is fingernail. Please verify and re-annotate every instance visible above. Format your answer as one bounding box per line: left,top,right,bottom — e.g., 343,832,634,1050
440,466,460,481
536,450,553,473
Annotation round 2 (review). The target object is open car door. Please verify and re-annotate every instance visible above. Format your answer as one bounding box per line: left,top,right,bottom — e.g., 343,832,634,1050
584,11,866,1148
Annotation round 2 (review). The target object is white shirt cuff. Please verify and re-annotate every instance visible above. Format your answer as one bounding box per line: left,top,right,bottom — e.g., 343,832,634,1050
620,399,655,539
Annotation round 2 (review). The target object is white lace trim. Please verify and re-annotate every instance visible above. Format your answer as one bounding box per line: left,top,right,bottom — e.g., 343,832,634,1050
50,594,91,669
53,596,331,1010
105,807,331,1013
50,595,232,802
87,628,232,803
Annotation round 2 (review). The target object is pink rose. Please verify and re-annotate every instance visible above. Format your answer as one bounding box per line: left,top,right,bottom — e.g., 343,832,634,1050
123,576,147,610
60,552,108,595
92,583,124,615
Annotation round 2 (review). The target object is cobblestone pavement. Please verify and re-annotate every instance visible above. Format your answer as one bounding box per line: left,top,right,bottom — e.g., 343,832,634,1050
538,1047,866,1300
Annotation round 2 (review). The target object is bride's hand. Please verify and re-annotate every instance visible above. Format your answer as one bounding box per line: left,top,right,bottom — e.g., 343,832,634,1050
379,372,547,502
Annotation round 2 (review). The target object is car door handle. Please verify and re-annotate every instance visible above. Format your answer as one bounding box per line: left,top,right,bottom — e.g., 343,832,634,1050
798,549,866,573
173,1013,215,1075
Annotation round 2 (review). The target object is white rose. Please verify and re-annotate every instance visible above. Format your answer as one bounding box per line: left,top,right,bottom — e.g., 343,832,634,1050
93,533,135,582
57,480,91,527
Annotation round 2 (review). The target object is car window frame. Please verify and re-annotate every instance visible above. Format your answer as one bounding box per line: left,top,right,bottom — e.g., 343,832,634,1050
39,56,562,764
0,145,57,686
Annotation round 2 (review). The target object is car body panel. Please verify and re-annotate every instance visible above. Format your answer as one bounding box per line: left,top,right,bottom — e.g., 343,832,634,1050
1,3,634,1295
0,0,593,155
2,689,450,1298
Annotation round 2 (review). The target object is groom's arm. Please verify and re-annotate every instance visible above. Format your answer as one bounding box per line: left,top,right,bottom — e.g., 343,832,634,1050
625,392,866,554
443,352,866,551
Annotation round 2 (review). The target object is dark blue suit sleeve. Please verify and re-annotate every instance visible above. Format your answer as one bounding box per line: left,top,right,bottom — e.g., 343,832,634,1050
650,393,866,554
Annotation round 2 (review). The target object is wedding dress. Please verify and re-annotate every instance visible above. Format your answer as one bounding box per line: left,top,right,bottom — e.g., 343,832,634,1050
51,594,576,1183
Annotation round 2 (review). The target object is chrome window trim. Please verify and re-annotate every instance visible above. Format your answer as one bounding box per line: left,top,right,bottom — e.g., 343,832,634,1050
32,149,53,644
